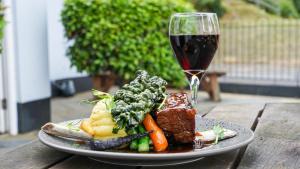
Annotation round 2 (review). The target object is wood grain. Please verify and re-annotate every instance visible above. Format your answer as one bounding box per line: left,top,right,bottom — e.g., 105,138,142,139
238,136,300,169
253,103,300,140
143,103,265,169
238,103,300,169
49,156,134,169
0,140,71,169
205,103,265,128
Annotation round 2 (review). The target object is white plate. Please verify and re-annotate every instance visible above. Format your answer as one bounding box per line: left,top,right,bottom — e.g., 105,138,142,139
39,117,254,166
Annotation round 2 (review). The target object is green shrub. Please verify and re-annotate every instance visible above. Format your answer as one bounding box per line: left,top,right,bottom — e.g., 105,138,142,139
260,0,280,14
279,0,298,18
189,0,226,17
293,0,300,13
61,0,195,88
246,0,298,18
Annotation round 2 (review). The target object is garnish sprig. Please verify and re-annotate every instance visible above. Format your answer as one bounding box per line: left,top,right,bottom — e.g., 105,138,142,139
213,124,225,144
81,89,114,110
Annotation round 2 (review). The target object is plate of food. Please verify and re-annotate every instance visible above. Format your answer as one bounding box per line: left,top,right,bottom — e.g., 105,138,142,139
39,70,254,166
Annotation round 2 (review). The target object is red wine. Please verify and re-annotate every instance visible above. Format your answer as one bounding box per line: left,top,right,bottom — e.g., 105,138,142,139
170,34,219,78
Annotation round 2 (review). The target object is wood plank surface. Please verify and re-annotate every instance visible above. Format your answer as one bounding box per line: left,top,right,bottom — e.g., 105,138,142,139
143,103,265,169
238,103,300,169
205,104,265,128
252,103,300,140
238,137,300,169
0,140,71,169
49,156,135,169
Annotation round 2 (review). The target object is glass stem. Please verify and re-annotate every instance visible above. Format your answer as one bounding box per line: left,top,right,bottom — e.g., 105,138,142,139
190,75,200,108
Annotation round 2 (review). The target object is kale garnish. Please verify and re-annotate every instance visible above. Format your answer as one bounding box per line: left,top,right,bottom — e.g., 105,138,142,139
111,70,167,133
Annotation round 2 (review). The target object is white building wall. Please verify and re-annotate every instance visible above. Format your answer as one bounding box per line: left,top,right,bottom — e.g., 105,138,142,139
14,0,50,103
47,0,86,81
2,0,85,133
12,0,86,102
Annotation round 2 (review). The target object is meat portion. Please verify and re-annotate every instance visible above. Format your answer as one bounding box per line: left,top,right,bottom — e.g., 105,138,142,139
156,93,196,143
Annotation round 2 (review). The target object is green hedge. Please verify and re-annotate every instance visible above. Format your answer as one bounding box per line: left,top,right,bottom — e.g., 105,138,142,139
257,0,280,14
247,0,299,18
294,0,300,13
189,0,226,17
279,0,298,18
61,0,195,88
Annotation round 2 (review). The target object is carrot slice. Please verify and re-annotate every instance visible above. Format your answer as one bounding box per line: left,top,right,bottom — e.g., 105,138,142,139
143,114,168,152
195,131,202,136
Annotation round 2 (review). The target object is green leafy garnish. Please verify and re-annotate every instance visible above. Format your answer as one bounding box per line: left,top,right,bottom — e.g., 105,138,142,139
111,70,167,133
72,143,81,148
66,121,80,132
91,89,111,100
81,89,114,110
157,94,168,111
213,124,225,144
81,99,99,105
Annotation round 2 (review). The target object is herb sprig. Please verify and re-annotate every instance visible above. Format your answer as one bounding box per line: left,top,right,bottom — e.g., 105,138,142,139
81,89,114,110
213,124,225,144
66,120,81,132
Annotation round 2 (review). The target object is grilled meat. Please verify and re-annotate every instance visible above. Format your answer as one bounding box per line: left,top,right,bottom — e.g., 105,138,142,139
156,93,196,143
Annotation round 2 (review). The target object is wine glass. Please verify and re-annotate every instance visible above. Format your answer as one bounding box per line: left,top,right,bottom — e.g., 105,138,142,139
169,12,220,107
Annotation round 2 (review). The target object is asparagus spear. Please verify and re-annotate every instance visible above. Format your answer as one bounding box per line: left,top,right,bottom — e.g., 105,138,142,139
128,127,138,150
138,125,150,152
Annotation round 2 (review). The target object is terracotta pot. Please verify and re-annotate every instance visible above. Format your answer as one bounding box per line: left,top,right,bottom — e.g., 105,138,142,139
91,72,116,92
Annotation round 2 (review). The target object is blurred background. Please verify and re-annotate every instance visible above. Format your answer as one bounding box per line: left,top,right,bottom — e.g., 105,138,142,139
0,0,300,154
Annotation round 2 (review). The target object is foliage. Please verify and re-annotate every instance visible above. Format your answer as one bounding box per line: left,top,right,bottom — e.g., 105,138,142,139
246,0,298,18
189,0,226,17
293,0,300,13
61,0,195,88
222,0,276,20
0,4,5,53
279,0,298,18
258,0,280,15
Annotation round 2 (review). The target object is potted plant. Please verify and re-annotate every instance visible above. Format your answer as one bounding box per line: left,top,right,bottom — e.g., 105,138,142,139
61,0,194,91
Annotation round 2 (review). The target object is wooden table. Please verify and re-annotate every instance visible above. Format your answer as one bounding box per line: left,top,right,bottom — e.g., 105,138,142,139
1,103,299,169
